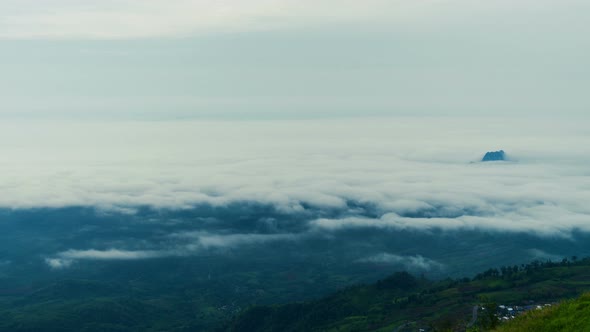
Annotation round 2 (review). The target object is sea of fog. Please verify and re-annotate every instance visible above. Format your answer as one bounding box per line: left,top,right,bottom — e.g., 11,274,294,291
1,117,589,284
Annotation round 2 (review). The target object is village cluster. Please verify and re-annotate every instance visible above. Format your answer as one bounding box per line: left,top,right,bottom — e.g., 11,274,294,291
494,303,553,321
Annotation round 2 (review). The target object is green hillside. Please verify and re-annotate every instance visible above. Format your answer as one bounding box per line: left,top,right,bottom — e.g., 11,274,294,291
227,258,590,331
493,292,590,332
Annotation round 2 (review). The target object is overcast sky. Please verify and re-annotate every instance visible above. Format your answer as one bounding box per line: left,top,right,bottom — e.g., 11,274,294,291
1,0,589,119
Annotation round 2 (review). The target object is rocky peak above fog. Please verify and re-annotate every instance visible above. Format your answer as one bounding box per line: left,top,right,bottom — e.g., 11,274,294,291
482,150,506,162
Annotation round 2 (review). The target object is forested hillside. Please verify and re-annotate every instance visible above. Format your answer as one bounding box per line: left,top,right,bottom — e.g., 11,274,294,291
227,257,590,332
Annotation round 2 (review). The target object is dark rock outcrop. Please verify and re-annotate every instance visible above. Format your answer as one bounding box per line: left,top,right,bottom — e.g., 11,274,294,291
482,150,506,162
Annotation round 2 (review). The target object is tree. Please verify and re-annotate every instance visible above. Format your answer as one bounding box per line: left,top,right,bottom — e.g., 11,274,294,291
478,297,499,330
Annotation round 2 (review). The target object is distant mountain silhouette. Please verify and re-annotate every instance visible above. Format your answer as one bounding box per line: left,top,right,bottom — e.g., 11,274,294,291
482,150,506,162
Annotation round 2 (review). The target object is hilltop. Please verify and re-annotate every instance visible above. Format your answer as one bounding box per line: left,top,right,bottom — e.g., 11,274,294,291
494,292,590,332
482,150,506,162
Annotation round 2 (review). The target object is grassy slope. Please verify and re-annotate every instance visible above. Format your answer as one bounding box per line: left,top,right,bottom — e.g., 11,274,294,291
494,293,590,332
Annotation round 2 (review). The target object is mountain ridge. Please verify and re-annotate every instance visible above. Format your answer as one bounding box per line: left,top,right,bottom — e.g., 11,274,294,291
226,257,590,332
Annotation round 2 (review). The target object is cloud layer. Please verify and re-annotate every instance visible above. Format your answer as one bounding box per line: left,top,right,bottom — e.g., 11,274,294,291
356,253,444,272
44,232,299,268
1,0,588,40
0,0,417,39
45,249,163,269
4,117,589,241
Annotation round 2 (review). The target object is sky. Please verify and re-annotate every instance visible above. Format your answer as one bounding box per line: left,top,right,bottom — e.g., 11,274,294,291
1,0,589,119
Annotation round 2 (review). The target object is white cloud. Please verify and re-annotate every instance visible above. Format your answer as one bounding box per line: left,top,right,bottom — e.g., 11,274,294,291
45,248,165,269
4,117,590,238
311,204,590,237
174,232,299,249
356,253,443,271
527,249,563,262
0,0,414,39
57,249,163,260
1,0,587,39
45,258,73,269
45,232,298,269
